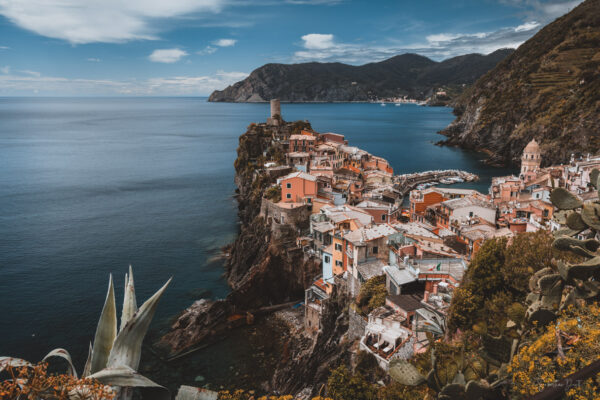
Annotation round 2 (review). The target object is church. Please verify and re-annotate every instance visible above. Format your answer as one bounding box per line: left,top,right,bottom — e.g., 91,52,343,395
520,139,541,182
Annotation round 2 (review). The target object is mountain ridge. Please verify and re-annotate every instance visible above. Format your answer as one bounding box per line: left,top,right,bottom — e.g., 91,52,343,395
439,0,600,166
208,49,514,103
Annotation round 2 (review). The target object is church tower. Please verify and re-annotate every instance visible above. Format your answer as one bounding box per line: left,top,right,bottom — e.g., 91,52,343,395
520,138,541,176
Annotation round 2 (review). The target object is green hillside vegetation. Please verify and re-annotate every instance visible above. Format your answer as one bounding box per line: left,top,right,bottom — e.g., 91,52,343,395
442,0,600,166
209,50,513,103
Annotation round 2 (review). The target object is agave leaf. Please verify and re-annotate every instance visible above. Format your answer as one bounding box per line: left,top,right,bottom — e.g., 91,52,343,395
89,366,170,400
82,343,93,378
550,188,582,210
0,357,31,372
388,359,426,386
591,169,600,189
121,266,138,333
107,278,172,371
90,275,117,375
566,212,588,231
43,348,77,378
581,203,600,230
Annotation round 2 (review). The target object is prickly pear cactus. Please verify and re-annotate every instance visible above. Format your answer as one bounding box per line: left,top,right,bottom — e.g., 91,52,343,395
526,168,600,325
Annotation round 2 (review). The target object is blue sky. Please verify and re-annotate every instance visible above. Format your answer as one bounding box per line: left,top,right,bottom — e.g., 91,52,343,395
0,0,583,96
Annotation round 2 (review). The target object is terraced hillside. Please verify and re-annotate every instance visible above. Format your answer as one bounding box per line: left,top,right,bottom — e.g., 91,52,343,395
440,0,600,166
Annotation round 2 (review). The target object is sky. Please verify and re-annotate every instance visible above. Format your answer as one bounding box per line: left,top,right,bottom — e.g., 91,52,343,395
0,0,584,96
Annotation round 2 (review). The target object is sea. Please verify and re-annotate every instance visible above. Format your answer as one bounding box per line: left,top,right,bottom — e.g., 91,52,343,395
0,97,516,390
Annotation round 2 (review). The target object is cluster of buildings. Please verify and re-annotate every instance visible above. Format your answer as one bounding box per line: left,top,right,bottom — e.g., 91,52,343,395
258,100,600,371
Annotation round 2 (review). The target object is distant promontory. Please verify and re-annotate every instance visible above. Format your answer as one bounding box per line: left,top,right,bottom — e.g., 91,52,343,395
208,50,513,103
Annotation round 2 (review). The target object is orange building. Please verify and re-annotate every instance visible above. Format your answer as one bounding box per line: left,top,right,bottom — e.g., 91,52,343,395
410,189,446,223
279,172,318,203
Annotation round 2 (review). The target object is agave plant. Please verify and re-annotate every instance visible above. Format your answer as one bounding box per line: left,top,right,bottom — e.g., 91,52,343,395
0,266,172,400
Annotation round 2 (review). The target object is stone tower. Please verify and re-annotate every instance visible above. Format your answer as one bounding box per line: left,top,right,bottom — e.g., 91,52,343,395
270,99,281,119
520,138,541,176
267,99,281,126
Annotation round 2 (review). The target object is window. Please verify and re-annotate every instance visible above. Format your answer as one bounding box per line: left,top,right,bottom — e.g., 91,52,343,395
381,214,386,221
335,243,342,251
469,211,474,217
286,193,291,199
372,246,378,255
335,261,343,267
286,183,291,189
324,255,331,263
307,198,312,203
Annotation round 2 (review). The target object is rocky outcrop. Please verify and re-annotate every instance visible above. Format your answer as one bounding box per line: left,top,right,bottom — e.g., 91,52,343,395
440,0,600,166
208,50,513,103
157,119,320,357
269,287,351,397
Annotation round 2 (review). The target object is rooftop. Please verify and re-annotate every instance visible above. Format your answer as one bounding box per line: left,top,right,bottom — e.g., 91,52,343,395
383,265,417,287
289,134,316,141
312,221,335,233
410,258,467,281
391,222,440,240
356,258,387,281
278,171,317,182
387,294,423,312
442,196,495,210
344,224,397,244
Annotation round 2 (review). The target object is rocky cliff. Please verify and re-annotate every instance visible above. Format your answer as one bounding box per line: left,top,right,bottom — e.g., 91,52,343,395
440,0,600,166
158,120,321,356
208,50,513,103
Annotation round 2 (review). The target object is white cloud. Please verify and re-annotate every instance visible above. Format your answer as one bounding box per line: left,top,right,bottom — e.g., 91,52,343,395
0,46,9,50
293,20,544,64
514,21,540,32
197,46,218,55
87,58,101,62
19,70,41,77
0,0,227,44
425,33,461,43
0,70,249,96
1,66,10,74
213,38,237,47
149,48,189,63
301,33,335,50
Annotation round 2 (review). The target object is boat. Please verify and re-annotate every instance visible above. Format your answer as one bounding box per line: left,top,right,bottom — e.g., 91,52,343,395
394,103,401,107
380,103,386,107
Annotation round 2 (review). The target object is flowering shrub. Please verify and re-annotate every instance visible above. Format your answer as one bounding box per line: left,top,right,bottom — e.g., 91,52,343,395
217,390,332,400
0,362,114,399
509,304,600,398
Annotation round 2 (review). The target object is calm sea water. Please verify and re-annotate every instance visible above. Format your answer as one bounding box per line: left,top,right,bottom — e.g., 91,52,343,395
0,98,515,383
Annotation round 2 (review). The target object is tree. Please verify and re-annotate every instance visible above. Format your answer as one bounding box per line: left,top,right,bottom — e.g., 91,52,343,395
356,275,387,316
326,365,376,400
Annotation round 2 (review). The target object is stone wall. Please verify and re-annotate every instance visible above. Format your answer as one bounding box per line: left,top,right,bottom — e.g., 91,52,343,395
260,198,311,238
348,308,367,341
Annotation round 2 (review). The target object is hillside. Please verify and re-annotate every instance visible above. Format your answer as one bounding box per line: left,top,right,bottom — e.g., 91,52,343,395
208,50,513,103
440,0,600,166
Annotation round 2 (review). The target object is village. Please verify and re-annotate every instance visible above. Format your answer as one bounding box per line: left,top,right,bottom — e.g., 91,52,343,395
253,99,600,372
